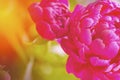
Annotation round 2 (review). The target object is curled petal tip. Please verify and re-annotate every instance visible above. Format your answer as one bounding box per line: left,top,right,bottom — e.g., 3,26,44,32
28,3,43,22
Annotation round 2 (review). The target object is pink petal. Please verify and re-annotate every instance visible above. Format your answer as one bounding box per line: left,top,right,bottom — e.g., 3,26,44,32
91,39,119,59
36,21,55,40
59,0,69,6
93,72,110,80
81,18,94,28
103,42,119,59
107,73,120,80
79,29,92,45
66,57,93,80
28,3,43,23
105,63,116,72
90,56,110,66
77,68,93,80
60,38,76,55
101,30,119,44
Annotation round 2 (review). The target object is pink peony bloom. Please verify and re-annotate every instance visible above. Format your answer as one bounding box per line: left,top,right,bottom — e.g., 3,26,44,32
28,0,70,40
60,0,120,80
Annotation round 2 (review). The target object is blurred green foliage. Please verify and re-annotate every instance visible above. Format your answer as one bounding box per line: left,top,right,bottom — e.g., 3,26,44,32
24,38,79,80
70,0,78,11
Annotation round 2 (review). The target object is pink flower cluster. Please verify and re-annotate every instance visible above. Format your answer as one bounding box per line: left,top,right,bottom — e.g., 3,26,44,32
29,0,70,40
29,0,120,80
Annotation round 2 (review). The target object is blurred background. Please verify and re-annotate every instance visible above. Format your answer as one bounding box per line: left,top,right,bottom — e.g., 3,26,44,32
1,0,120,80
0,0,98,80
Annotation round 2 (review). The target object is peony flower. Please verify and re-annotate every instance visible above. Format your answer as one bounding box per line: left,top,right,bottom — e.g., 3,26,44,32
60,0,120,80
28,0,70,40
